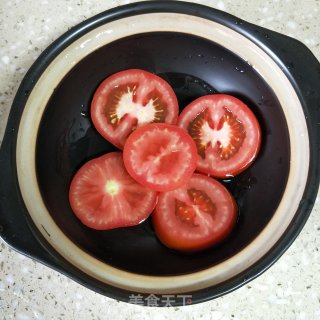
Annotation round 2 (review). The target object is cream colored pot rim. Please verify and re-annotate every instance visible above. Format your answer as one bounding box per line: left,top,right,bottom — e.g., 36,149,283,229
16,12,309,294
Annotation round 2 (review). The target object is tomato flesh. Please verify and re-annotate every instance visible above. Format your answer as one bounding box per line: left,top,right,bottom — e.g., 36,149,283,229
153,173,237,252
69,152,158,230
178,94,261,178
91,69,179,149
123,123,198,192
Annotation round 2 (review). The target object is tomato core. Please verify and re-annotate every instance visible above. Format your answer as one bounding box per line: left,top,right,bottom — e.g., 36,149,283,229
105,180,120,196
178,94,261,178
123,123,198,192
153,173,238,252
91,69,178,149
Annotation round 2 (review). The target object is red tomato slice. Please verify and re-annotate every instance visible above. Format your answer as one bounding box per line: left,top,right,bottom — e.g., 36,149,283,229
153,173,237,252
91,69,179,149
123,123,198,192
69,152,158,230
178,94,261,178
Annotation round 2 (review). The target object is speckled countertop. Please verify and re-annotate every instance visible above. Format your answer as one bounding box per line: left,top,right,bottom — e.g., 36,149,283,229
0,0,319,319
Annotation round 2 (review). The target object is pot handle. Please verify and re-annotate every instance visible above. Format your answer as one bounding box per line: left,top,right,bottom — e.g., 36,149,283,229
238,22,320,197
238,21,320,127
0,128,62,270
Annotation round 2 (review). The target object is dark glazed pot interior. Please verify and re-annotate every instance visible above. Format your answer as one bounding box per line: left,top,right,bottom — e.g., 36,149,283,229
36,32,290,276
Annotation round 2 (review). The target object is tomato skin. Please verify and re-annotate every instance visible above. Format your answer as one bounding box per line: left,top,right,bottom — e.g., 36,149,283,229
69,152,158,230
123,123,198,192
91,69,179,149
178,94,261,178
152,174,237,252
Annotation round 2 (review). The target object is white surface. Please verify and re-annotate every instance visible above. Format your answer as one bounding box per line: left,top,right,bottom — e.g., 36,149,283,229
0,0,320,319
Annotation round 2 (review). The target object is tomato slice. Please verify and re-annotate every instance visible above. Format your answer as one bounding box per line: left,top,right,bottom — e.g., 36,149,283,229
91,69,179,149
69,152,158,230
123,123,198,192
153,173,237,252
178,94,261,178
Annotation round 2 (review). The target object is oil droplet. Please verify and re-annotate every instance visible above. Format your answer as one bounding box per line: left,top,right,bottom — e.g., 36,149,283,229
235,67,245,73
80,104,89,118
257,95,265,106
286,62,294,69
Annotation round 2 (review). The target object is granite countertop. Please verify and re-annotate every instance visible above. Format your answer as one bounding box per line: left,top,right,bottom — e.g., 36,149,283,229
0,0,319,319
